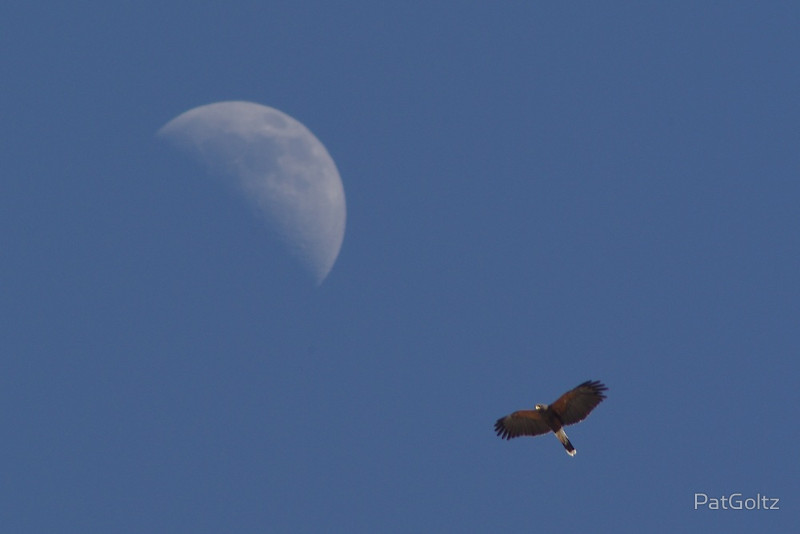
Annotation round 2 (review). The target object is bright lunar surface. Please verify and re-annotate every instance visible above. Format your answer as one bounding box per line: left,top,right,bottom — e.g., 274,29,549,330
157,101,346,285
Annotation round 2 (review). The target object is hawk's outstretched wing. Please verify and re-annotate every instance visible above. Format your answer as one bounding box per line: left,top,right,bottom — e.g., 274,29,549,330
494,410,550,440
549,380,607,426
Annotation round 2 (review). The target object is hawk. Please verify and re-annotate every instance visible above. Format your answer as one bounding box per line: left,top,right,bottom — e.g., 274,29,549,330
494,380,607,456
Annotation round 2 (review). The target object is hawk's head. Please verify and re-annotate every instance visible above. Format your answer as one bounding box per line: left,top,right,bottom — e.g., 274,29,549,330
534,404,548,411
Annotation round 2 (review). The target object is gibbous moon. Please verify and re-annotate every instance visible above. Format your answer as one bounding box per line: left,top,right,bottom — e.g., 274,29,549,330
157,101,346,285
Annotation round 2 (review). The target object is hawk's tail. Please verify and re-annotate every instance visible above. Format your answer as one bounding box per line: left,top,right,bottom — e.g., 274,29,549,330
555,428,576,456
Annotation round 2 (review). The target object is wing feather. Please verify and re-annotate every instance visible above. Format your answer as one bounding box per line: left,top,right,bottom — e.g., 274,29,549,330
549,380,607,426
494,410,551,440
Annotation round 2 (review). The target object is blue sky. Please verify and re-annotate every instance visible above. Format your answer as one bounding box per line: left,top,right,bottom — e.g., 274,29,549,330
3,2,798,532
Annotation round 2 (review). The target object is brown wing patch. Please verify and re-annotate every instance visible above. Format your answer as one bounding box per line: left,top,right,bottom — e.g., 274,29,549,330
549,380,608,426
494,410,551,440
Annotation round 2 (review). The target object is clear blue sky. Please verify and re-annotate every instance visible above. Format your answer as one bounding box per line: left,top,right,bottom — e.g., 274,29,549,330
3,2,797,532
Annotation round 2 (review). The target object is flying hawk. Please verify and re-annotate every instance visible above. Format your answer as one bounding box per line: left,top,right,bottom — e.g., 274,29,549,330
494,380,607,456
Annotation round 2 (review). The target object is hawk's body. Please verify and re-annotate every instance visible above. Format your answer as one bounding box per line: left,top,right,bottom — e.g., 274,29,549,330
494,380,607,456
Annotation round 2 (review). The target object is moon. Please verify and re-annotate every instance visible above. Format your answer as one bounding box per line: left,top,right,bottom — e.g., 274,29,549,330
157,101,346,285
